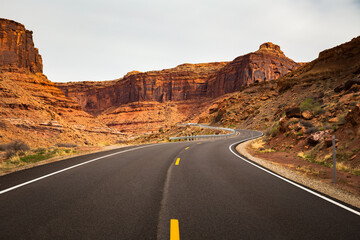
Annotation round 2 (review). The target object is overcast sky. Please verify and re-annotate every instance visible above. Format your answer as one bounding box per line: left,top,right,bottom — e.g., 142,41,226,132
1,0,359,82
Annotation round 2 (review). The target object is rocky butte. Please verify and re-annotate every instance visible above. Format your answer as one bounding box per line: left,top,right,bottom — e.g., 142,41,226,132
0,18,123,147
206,42,301,97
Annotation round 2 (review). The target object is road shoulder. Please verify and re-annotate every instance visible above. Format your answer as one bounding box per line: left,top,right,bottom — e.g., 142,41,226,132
236,140,360,209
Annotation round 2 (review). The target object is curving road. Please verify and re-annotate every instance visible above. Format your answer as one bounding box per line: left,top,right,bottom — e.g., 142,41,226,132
0,130,359,239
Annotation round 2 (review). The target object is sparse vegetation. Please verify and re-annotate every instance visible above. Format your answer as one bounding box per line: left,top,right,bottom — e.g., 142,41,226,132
0,140,30,159
296,132,304,137
266,122,279,137
0,147,79,173
300,98,322,114
55,143,78,148
305,127,319,134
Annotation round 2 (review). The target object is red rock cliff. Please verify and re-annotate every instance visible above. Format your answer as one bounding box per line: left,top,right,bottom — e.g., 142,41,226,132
57,43,300,116
57,62,228,116
0,18,42,73
0,19,123,147
206,42,300,97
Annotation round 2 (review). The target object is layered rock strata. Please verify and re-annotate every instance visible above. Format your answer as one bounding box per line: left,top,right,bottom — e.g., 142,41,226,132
206,42,301,97
0,18,42,73
58,43,299,118
0,19,122,147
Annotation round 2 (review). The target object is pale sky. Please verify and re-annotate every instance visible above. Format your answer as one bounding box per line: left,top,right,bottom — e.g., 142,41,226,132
1,0,359,82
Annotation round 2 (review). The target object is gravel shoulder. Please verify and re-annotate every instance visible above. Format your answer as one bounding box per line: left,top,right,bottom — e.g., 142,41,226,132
236,140,360,209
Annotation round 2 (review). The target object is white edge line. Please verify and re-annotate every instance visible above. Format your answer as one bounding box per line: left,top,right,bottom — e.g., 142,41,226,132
229,131,360,217
0,143,166,195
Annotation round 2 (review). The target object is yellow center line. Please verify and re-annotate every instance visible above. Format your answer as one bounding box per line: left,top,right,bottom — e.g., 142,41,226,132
175,158,181,165
185,147,189,150
170,219,180,240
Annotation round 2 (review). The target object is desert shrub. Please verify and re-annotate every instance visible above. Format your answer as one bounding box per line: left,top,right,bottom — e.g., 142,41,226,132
5,149,17,159
266,122,279,137
305,127,319,134
0,140,30,159
1,140,30,153
300,98,322,114
55,143,77,148
296,132,304,136
7,140,30,152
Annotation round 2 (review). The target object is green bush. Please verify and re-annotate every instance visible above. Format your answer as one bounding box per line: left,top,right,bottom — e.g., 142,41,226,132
300,98,322,114
20,153,50,163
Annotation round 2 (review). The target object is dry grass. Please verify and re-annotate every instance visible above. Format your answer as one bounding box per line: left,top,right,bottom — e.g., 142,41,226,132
251,138,275,153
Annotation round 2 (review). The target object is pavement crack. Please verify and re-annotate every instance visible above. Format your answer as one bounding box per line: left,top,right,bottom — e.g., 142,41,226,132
156,157,175,240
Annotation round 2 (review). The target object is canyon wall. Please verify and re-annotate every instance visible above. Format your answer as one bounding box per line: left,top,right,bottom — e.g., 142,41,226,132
58,43,300,116
57,62,228,116
0,18,42,73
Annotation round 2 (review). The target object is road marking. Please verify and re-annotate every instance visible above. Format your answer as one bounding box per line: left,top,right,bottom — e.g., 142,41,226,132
175,158,181,165
197,142,202,144
170,219,180,240
185,147,189,150
229,132,360,217
0,144,167,195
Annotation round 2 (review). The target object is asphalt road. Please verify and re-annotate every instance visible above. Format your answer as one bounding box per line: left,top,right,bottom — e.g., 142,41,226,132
0,130,359,239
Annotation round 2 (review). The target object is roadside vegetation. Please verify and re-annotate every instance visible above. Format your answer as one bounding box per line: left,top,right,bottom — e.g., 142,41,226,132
0,140,82,175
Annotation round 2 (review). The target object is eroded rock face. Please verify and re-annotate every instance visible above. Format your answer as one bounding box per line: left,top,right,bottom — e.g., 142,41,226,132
206,42,300,97
57,62,228,116
58,43,299,116
0,19,124,147
0,18,42,73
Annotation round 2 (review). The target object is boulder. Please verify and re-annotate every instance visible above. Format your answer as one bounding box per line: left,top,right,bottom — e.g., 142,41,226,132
278,117,288,132
307,131,326,145
302,110,313,120
328,117,339,123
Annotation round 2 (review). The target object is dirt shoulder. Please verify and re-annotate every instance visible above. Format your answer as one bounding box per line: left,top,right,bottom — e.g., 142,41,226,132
0,144,128,177
236,139,360,209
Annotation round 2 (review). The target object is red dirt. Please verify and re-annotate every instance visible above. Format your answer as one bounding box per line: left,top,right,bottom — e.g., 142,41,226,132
247,145,360,196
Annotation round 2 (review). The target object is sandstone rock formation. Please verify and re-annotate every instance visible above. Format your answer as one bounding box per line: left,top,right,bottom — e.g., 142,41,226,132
206,42,300,97
0,18,42,73
0,19,122,147
58,43,299,119
196,35,360,184
57,62,228,116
